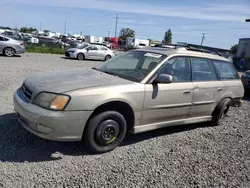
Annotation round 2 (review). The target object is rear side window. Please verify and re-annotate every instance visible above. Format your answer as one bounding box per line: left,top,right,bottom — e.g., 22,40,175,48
191,57,217,81
0,37,8,41
212,60,239,80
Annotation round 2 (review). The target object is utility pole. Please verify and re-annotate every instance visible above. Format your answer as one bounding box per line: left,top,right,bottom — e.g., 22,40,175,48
108,31,110,37
200,33,205,47
115,13,118,38
39,22,42,31
64,20,67,34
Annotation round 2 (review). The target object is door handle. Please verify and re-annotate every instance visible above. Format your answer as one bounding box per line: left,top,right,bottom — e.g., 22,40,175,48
217,88,223,92
183,90,191,95
194,86,199,90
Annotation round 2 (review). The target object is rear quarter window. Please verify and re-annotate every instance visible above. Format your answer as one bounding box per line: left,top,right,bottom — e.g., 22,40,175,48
212,60,239,80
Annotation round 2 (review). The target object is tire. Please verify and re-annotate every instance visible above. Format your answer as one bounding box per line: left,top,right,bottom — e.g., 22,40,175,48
105,55,111,61
3,47,15,57
77,53,85,60
211,98,231,126
83,111,127,153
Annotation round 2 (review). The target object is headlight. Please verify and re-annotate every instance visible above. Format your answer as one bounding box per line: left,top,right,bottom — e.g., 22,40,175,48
33,92,70,111
242,73,250,78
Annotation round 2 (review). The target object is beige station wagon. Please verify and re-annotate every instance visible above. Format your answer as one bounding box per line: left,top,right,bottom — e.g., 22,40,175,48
14,47,244,153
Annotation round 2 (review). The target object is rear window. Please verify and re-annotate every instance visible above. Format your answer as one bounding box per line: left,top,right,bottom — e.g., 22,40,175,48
212,60,239,80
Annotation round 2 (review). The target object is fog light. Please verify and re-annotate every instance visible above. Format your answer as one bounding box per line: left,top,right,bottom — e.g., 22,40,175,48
37,124,52,134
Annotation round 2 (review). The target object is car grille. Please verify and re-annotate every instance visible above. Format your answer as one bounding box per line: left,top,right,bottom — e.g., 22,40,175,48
21,84,33,101
65,52,70,57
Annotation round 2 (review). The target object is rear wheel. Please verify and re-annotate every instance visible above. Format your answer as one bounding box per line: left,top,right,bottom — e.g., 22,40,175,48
83,111,127,153
211,98,231,126
105,55,111,61
77,53,85,60
4,47,15,57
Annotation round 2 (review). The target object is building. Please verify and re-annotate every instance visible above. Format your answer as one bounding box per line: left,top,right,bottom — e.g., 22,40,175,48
236,38,250,69
236,38,250,58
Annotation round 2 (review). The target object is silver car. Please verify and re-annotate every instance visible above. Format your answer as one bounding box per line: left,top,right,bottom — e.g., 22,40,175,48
13,47,244,153
65,44,115,61
0,35,25,56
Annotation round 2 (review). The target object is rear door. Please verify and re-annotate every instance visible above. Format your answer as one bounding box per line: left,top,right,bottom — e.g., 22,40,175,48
0,36,7,52
188,57,223,118
212,60,244,98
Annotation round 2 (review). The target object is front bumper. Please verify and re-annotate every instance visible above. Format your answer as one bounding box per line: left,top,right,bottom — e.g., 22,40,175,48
13,89,93,141
65,51,76,58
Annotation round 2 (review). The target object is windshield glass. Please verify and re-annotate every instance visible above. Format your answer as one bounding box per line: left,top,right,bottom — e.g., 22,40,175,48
95,51,166,82
78,44,89,49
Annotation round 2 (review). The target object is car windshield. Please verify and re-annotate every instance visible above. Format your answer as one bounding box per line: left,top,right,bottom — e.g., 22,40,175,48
94,51,166,82
78,44,89,49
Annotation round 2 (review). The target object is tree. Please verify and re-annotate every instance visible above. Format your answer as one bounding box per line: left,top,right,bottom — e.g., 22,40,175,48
20,27,37,33
164,29,172,44
230,44,238,55
119,28,135,40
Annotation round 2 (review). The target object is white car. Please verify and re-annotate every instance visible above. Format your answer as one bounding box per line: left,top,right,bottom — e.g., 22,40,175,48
65,44,115,61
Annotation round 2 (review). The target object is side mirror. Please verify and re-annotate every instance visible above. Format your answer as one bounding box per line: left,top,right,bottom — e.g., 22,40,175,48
154,74,173,84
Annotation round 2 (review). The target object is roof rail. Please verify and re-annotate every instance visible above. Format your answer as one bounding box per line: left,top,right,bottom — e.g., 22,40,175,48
153,44,223,57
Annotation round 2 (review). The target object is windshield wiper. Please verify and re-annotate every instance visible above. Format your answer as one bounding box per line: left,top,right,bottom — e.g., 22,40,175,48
102,70,117,76
92,67,116,76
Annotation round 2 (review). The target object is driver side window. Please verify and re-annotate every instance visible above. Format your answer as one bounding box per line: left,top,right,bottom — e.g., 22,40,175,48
158,56,191,82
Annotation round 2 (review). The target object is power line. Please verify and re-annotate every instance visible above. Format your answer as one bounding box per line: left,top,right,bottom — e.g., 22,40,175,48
200,33,205,47
115,13,118,38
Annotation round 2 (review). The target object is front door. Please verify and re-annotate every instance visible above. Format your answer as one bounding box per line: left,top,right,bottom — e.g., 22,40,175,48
188,57,223,118
141,56,194,125
86,46,99,59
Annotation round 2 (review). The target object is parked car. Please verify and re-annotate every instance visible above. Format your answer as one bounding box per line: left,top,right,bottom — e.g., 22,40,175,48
65,44,115,61
13,47,244,153
0,35,25,56
241,70,250,91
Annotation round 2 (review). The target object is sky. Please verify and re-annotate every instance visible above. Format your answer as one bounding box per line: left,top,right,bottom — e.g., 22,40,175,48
1,0,250,49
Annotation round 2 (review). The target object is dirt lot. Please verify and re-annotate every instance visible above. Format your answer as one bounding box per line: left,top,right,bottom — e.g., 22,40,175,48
0,53,249,187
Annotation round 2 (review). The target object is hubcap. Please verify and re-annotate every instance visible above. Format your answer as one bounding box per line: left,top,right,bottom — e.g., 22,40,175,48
106,56,111,60
78,54,84,60
5,48,14,56
95,119,120,146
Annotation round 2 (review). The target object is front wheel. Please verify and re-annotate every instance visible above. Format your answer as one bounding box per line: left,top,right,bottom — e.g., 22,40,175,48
77,53,85,60
83,111,127,153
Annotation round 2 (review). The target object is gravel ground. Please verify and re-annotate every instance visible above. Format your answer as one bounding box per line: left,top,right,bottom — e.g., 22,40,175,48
0,53,249,188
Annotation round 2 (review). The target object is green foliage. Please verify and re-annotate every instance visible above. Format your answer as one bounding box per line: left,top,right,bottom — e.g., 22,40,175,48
25,45,65,54
20,27,37,33
164,29,172,44
119,28,135,40
230,44,238,54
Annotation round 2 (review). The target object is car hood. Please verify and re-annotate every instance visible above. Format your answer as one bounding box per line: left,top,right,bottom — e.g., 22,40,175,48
67,48,79,51
24,68,133,97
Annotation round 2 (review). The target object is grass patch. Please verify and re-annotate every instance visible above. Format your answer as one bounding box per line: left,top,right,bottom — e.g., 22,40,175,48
25,45,66,55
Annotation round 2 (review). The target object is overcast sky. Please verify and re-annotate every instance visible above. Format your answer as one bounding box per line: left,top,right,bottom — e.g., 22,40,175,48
1,0,250,49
